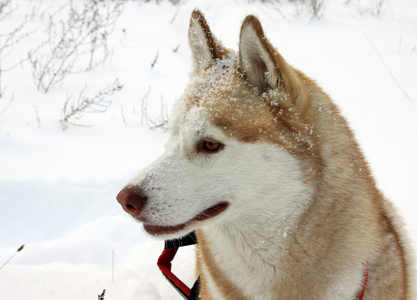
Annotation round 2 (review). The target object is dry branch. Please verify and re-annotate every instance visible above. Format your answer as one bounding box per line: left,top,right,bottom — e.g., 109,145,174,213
60,79,123,129
28,1,123,93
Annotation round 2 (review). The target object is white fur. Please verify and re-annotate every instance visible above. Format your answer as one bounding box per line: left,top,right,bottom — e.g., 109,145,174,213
199,143,313,299
325,266,366,300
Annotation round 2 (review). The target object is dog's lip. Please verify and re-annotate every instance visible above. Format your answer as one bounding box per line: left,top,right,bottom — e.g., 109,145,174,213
143,201,229,236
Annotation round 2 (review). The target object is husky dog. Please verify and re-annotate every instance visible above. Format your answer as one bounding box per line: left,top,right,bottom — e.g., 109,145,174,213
117,10,414,299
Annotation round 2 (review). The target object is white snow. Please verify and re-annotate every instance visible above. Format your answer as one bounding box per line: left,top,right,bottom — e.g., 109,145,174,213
0,0,416,299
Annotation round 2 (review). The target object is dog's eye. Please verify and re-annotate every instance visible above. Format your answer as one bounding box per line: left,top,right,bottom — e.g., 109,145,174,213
197,138,224,154
204,140,220,151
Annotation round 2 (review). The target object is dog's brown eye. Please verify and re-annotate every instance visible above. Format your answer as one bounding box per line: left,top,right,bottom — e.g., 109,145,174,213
198,138,224,153
204,140,220,151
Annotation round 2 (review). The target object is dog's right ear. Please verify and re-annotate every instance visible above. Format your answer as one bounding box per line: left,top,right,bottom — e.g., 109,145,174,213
188,9,227,71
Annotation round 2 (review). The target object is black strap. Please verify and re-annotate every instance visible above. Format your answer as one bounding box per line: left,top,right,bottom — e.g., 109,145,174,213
189,276,201,300
165,231,198,249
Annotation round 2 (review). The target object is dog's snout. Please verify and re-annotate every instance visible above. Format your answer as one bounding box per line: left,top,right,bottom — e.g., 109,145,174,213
116,187,147,216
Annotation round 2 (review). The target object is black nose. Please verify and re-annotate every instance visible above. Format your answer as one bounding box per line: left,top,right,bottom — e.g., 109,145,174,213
116,186,147,216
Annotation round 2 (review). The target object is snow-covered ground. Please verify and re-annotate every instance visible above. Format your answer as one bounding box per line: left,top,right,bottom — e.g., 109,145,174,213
0,0,416,299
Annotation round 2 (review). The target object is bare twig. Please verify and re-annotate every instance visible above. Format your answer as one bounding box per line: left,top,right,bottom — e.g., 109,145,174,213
0,0,17,23
308,0,327,19
148,96,169,130
34,105,41,127
170,8,179,24
28,1,124,93
60,78,123,129
112,249,114,283
120,105,127,125
140,87,169,131
140,86,151,125
364,34,412,102
0,244,24,271
150,51,159,69
0,0,34,98
353,0,389,16
98,289,106,300
0,93,13,116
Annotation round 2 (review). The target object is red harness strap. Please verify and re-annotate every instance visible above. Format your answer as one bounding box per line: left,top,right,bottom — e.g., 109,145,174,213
157,247,192,298
157,232,200,300
158,231,369,300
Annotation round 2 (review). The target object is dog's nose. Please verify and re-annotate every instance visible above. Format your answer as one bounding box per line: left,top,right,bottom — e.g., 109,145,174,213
116,186,147,216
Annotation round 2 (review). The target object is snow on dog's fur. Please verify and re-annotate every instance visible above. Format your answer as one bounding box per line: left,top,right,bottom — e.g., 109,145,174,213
117,10,415,299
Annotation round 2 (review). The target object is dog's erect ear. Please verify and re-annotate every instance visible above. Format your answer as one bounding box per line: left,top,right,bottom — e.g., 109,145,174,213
239,15,280,92
189,9,227,70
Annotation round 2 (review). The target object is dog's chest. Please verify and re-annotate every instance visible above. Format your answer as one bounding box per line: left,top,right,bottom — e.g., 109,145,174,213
197,227,285,299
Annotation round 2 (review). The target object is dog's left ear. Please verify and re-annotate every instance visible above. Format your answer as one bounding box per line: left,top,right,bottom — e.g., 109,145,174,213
189,9,228,70
239,16,280,92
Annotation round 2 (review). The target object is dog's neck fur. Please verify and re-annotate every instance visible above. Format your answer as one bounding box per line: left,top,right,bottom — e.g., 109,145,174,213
197,207,306,299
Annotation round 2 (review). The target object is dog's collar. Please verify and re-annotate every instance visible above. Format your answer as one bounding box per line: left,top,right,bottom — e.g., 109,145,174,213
157,231,369,300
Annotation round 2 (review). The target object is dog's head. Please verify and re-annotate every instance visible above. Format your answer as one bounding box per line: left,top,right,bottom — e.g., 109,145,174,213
117,10,317,239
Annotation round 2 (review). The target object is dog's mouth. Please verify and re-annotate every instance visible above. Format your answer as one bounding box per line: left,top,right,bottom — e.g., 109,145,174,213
143,202,229,236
